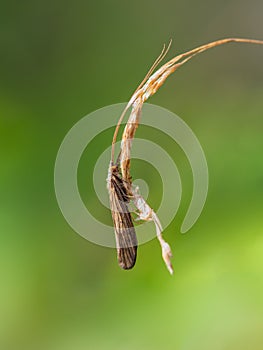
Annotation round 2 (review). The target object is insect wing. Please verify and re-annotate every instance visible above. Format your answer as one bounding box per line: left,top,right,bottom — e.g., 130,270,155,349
109,171,137,269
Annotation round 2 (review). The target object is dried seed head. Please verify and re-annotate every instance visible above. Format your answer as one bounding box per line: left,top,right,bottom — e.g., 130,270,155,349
109,37,263,273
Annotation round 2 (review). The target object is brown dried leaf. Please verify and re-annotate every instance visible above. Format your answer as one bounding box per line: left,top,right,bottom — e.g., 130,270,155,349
109,37,263,273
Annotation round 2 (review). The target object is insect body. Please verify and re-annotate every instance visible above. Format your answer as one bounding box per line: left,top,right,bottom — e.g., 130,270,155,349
107,163,137,269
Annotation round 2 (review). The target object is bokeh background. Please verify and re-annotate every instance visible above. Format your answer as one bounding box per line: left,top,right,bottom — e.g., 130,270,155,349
1,1,263,349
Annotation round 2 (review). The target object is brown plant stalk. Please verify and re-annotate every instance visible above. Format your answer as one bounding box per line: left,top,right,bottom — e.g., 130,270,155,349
108,37,263,274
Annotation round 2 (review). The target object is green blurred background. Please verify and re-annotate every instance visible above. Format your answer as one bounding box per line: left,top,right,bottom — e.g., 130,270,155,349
1,1,263,349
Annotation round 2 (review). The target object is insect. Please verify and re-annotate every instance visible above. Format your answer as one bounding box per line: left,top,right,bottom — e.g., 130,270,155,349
107,162,137,269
